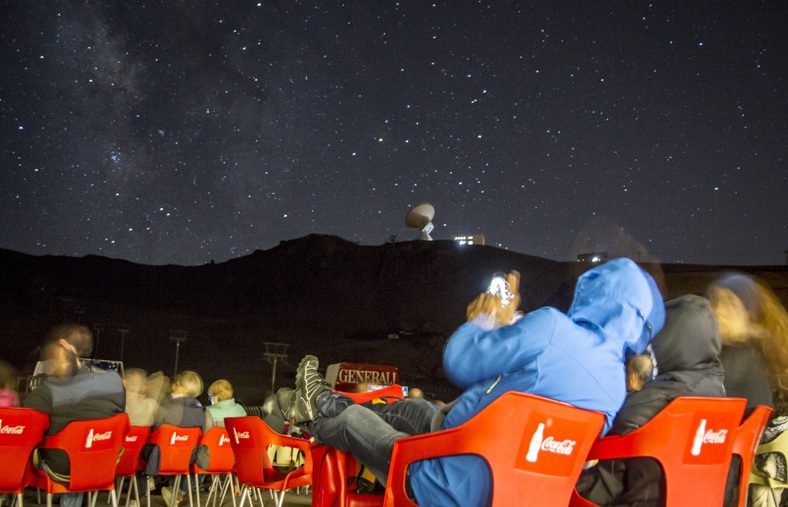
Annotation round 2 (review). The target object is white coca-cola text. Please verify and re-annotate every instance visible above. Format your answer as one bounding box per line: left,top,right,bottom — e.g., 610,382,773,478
0,420,25,434
172,435,189,441
540,436,576,456
233,428,250,444
125,435,138,442
91,431,113,441
703,429,728,444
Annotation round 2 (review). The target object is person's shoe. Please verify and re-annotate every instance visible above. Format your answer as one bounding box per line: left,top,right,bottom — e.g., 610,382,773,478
161,487,183,507
292,355,331,423
276,387,296,420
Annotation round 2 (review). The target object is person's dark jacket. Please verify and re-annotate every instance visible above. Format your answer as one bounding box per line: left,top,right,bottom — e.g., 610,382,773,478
720,342,773,417
157,395,204,428
576,294,726,507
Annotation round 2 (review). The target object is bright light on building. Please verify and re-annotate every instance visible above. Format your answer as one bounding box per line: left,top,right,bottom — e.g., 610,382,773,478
453,234,485,246
577,252,608,263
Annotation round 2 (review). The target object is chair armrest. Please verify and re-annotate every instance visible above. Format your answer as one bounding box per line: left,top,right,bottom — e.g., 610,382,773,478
385,426,469,507
269,433,314,476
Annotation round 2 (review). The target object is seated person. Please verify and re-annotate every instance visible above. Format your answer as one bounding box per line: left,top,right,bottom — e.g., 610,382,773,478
156,370,204,428
124,368,159,426
204,379,246,430
0,359,20,407
142,370,204,505
575,294,726,507
277,258,665,507
24,324,125,507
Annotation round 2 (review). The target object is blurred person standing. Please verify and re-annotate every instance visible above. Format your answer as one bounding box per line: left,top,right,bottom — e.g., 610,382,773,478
204,379,246,430
0,359,20,407
24,324,125,507
707,273,788,507
707,273,787,415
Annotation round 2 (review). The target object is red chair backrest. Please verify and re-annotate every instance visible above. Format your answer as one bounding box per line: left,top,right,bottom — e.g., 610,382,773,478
145,425,202,475
38,412,130,491
192,426,234,474
383,391,606,507
732,405,772,507
570,396,747,507
224,415,312,488
116,425,151,477
337,385,405,405
312,444,383,507
0,407,49,493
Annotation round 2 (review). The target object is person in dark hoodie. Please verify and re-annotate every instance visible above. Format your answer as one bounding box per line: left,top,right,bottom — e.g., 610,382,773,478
277,258,666,507
575,294,726,507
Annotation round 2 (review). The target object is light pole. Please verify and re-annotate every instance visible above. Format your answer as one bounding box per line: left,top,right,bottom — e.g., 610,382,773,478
117,325,131,363
92,323,104,359
169,330,188,377
263,342,289,394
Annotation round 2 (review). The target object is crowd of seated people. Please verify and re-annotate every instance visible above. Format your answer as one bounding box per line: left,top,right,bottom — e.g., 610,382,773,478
5,260,788,507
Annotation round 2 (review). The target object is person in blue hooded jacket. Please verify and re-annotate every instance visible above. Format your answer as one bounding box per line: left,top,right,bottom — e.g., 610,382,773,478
277,257,665,507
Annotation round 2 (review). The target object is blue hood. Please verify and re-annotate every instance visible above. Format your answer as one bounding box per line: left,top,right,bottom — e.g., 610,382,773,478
568,258,666,355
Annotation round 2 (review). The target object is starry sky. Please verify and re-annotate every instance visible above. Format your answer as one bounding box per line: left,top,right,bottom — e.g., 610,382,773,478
1,1,786,266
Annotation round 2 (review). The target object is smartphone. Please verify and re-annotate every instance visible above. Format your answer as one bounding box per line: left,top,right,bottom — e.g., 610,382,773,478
488,275,515,308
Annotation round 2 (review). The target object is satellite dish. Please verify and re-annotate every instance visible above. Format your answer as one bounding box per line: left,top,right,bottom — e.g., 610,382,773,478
405,203,435,241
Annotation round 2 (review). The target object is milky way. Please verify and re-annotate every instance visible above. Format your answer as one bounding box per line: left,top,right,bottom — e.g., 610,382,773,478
1,1,785,266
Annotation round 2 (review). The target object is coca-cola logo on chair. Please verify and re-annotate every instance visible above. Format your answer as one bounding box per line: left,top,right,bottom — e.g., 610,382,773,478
515,415,581,475
0,420,25,434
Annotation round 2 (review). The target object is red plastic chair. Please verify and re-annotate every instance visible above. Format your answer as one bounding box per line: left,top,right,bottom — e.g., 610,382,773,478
0,407,49,507
311,391,606,507
732,405,771,507
310,384,405,507
26,412,130,507
311,445,384,507
114,425,151,507
139,425,202,507
570,396,748,507
224,415,313,507
384,391,605,507
190,427,236,507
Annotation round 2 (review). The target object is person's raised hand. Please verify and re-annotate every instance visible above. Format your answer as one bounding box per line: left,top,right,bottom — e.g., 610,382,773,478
495,270,521,327
466,270,522,328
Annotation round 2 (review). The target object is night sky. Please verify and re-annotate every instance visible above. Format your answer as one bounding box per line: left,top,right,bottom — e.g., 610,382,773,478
2,1,786,266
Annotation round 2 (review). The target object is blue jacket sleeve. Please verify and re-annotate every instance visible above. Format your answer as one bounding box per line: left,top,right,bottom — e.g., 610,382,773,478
443,308,557,389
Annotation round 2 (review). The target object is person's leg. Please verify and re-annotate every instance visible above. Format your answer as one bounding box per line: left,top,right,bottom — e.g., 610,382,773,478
317,392,436,435
364,397,437,435
311,391,355,418
60,493,84,507
308,403,408,484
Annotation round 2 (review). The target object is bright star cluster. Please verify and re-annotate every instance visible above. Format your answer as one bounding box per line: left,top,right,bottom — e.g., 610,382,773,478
1,1,785,265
